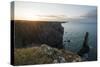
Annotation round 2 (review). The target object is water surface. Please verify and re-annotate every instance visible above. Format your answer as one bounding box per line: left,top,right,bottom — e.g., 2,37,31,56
62,22,97,61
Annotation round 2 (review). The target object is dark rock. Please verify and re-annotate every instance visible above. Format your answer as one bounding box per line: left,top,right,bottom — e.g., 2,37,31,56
67,40,70,42
13,20,64,49
77,32,90,57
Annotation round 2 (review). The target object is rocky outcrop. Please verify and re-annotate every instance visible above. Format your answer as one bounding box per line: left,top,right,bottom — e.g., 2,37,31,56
14,44,81,65
13,20,64,49
77,32,90,57
40,44,81,63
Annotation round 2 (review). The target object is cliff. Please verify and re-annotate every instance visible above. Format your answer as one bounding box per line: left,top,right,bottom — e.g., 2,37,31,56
12,20,64,49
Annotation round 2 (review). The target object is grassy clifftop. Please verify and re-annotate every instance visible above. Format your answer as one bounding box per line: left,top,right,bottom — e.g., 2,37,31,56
14,44,81,65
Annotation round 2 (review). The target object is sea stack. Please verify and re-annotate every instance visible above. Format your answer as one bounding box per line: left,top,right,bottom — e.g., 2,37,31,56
77,32,90,57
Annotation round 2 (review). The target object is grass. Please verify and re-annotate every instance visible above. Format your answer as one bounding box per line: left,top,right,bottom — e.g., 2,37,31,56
14,44,81,65
14,47,53,65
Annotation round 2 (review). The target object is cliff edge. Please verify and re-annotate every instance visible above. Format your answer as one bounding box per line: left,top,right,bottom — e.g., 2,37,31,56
13,20,64,49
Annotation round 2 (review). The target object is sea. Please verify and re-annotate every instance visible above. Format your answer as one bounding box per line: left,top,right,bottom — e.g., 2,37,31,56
62,22,97,61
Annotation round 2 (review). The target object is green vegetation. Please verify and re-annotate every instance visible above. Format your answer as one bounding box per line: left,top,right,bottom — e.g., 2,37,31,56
14,44,81,65
14,47,53,65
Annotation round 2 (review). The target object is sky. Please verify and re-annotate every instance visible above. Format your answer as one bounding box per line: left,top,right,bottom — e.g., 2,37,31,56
12,1,97,22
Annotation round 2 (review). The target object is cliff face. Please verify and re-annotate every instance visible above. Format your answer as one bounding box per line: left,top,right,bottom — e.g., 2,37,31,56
13,20,64,49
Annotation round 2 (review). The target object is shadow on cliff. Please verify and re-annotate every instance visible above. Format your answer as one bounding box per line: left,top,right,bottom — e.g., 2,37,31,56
12,20,64,49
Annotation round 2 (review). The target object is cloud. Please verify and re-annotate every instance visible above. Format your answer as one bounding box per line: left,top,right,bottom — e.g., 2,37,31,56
80,9,97,18
37,15,68,21
69,9,97,23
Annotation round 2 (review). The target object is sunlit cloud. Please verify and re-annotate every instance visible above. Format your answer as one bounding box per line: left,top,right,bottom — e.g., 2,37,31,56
35,15,68,21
